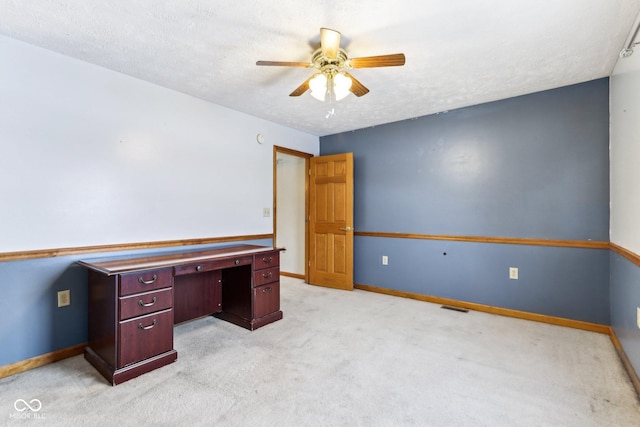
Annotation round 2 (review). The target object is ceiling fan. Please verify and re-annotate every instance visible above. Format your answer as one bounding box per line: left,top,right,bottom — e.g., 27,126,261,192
256,28,405,101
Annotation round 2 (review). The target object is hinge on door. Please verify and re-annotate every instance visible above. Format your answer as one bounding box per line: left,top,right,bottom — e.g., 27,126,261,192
309,168,311,175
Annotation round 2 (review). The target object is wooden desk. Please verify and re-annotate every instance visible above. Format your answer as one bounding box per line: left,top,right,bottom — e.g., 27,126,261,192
78,245,283,385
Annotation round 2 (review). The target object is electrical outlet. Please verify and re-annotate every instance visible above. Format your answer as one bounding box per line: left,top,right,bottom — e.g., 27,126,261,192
509,267,518,280
263,208,271,217
637,307,640,330
382,255,389,265
57,290,71,307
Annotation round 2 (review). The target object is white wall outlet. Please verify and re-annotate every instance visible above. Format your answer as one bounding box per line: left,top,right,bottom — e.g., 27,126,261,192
382,255,389,265
509,267,519,280
637,307,640,330
263,208,271,217
57,290,71,307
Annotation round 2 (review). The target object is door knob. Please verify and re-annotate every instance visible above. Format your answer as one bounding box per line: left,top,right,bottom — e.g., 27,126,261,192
339,227,352,231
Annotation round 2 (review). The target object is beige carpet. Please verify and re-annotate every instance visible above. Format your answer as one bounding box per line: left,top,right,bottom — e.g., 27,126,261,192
2,277,639,426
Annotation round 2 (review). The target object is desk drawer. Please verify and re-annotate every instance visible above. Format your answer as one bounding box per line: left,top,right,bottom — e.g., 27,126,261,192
119,268,173,296
119,287,173,321
173,255,253,276
253,267,279,287
254,252,280,269
253,283,280,319
118,309,173,368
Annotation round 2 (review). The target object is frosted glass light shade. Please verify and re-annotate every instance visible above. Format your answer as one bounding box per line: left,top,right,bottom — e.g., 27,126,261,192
309,73,328,101
308,72,352,102
333,73,352,101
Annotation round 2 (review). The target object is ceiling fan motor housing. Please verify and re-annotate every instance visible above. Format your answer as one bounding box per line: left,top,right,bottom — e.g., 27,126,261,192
312,48,350,76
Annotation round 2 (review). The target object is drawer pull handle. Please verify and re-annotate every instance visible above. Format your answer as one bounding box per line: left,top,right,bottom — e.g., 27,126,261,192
262,272,273,279
138,274,158,285
234,259,240,265
262,287,273,293
138,319,157,330
262,256,273,263
196,265,202,271
138,297,157,307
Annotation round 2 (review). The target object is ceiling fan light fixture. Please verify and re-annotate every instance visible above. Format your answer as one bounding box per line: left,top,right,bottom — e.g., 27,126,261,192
308,72,352,102
309,73,328,101
333,72,352,101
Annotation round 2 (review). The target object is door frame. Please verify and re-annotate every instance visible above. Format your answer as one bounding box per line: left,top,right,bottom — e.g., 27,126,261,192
273,146,313,283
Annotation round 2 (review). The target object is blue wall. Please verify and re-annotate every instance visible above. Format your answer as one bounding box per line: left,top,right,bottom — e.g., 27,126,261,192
321,79,610,323
356,237,609,324
0,239,271,366
1,256,88,366
610,253,640,371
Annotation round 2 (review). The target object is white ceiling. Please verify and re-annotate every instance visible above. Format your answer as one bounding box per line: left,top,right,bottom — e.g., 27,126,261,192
1,1,639,137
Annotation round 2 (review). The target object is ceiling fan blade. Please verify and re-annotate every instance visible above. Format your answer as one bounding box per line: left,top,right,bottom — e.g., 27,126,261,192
289,76,314,97
349,53,406,68
256,60,311,67
320,28,341,59
344,72,369,97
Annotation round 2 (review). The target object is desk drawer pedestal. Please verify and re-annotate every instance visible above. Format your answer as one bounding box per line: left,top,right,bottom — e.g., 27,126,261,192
85,268,177,385
214,251,283,331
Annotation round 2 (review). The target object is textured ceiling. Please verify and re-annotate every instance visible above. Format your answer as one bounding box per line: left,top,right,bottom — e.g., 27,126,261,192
1,1,639,136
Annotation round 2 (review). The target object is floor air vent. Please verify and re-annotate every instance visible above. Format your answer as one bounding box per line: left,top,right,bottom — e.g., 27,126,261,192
441,305,469,313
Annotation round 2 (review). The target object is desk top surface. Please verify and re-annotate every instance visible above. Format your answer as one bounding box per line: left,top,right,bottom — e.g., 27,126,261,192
77,244,280,275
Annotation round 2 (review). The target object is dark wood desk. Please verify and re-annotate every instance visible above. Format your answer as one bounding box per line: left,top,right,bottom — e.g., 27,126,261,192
78,245,283,385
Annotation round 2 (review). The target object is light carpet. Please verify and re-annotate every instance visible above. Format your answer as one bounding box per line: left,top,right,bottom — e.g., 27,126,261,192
1,277,639,426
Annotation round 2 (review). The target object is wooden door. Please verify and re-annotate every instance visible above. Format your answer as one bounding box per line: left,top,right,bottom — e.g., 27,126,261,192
309,153,354,290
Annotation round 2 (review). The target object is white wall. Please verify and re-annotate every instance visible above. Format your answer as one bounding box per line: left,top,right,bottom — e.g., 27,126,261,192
0,35,319,252
610,27,640,255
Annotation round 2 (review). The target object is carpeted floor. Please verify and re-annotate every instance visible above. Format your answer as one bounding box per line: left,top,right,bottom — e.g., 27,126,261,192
2,277,639,426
